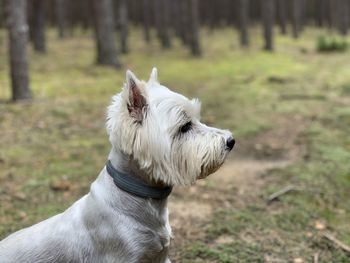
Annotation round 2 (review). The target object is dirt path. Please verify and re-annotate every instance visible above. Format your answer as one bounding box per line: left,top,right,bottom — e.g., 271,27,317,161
168,116,307,262
168,159,293,262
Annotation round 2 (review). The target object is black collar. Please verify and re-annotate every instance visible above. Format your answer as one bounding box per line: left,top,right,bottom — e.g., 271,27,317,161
106,160,172,199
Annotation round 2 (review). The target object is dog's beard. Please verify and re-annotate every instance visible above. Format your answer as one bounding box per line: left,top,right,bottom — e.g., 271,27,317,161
198,163,222,179
198,150,227,179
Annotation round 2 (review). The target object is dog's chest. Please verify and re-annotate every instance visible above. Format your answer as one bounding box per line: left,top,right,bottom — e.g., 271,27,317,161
126,209,172,262
86,216,171,263
133,225,171,262
93,206,172,262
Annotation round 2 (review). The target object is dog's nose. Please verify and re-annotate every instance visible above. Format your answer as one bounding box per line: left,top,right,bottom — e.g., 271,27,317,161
226,137,235,151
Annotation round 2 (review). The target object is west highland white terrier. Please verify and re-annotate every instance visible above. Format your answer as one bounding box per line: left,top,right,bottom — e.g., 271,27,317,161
0,68,235,263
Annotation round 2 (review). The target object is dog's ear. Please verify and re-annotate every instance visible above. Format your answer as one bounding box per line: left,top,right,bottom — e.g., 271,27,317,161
148,67,158,84
124,70,147,122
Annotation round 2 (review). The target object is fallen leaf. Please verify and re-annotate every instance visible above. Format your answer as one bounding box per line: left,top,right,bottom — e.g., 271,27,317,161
50,180,71,191
18,211,27,220
314,220,326,230
12,192,27,201
293,258,304,263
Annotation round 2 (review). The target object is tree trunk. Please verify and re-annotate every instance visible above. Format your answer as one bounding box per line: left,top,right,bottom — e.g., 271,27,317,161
55,0,65,38
179,0,189,45
262,0,274,51
0,0,3,29
238,0,249,47
6,0,32,101
208,0,217,30
324,0,332,28
79,0,91,31
31,0,46,53
0,0,4,46
142,0,151,43
277,0,287,34
315,0,324,27
173,0,182,40
119,0,128,53
92,0,120,67
188,0,201,56
337,0,349,35
292,0,301,38
157,0,171,48
321,0,330,27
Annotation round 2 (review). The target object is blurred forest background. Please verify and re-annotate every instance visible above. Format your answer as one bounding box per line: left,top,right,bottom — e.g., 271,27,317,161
0,0,350,262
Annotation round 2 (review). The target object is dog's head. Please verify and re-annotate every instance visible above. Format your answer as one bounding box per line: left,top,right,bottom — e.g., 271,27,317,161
106,68,234,186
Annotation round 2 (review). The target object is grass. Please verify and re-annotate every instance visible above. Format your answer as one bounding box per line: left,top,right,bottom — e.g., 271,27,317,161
1,27,350,262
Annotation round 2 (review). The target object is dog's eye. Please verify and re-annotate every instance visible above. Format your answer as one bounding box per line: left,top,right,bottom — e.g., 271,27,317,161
180,122,192,133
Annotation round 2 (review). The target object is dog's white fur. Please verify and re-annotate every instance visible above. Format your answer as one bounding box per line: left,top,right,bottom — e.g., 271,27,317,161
0,68,233,263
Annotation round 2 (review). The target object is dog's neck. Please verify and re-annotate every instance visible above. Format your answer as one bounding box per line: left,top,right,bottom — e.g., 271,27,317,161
108,147,168,188
88,153,170,234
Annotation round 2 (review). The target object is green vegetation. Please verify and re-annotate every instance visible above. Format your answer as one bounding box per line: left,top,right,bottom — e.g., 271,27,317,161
317,35,348,52
0,28,350,262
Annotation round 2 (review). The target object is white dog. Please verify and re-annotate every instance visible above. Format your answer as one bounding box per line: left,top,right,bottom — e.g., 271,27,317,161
0,68,234,263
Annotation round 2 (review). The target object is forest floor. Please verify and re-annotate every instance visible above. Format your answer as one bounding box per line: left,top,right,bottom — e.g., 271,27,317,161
0,28,349,262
